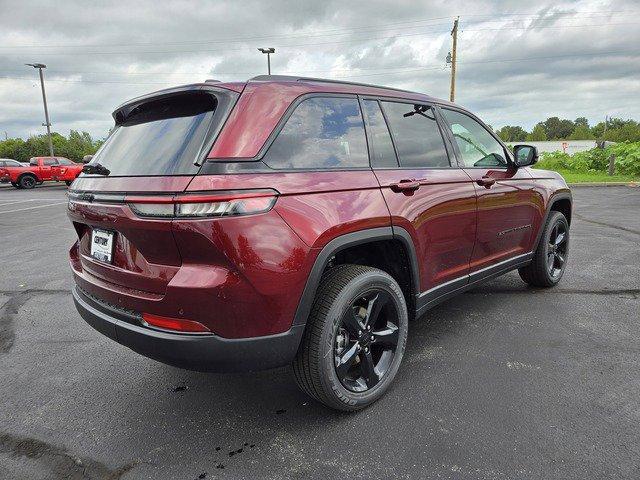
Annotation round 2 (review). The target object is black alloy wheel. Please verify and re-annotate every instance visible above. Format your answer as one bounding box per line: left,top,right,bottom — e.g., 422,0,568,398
20,175,36,189
334,290,400,392
547,221,568,279
518,211,570,287
293,264,408,411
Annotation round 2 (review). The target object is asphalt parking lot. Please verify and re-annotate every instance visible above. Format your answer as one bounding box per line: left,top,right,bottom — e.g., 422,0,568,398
0,183,639,480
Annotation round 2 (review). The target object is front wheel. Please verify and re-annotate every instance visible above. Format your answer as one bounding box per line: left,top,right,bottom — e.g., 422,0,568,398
293,265,408,411
519,211,569,287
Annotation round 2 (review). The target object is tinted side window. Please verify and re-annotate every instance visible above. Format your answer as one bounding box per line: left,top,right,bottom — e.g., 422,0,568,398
380,101,450,168
441,109,508,168
362,100,398,168
57,158,74,165
263,97,368,170
43,158,57,166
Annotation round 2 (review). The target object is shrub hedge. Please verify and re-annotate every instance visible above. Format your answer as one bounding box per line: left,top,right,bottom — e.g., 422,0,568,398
535,142,640,177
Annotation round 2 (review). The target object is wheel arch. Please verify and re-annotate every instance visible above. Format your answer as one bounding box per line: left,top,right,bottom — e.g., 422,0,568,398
532,191,572,252
292,227,420,327
17,172,38,183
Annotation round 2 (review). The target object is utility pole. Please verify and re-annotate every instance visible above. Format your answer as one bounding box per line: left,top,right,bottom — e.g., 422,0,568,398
449,17,459,103
257,48,275,75
26,63,54,157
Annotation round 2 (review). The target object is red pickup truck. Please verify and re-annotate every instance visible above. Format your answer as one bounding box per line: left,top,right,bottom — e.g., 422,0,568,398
1,156,83,189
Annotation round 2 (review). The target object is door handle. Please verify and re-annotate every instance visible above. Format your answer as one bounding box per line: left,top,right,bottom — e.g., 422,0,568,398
390,179,420,194
476,176,496,188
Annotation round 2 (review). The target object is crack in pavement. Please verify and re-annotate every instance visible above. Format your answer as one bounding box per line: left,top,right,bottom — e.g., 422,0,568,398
0,289,70,354
573,212,640,236
0,432,137,480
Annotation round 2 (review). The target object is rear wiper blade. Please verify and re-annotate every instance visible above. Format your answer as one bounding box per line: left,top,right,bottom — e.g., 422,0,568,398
82,163,111,176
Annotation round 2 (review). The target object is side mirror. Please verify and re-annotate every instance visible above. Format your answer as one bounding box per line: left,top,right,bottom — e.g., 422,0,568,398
513,144,538,167
82,155,93,164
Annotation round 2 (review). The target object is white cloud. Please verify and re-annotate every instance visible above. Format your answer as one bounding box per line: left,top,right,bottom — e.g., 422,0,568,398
0,0,638,139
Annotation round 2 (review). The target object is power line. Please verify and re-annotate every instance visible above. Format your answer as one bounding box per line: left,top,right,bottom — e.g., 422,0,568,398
2,21,638,58
1,10,635,50
1,49,637,85
3,48,637,78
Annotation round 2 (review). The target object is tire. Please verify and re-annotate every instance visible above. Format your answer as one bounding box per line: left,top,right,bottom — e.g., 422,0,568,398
519,211,569,287
19,175,37,189
293,264,408,411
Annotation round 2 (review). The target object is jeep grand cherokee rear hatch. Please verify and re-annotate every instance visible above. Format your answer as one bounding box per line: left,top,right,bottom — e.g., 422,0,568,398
68,86,238,296
88,87,237,176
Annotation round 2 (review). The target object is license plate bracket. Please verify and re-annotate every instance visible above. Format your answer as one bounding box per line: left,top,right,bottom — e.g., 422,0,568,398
90,229,114,263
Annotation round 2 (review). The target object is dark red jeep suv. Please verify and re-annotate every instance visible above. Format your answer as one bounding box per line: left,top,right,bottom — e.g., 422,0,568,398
68,75,571,410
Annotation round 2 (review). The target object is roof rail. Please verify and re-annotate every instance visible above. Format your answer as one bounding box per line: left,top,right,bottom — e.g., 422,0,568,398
248,74,421,96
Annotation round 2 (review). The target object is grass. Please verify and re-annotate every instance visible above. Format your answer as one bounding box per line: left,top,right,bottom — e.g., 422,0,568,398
536,168,640,184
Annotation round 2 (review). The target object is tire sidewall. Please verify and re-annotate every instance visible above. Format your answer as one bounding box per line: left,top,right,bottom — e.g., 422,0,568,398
20,175,36,189
317,270,408,409
541,212,570,285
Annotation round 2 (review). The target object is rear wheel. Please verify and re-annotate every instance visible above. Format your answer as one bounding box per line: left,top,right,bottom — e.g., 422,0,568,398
519,211,569,287
293,265,408,411
19,175,36,189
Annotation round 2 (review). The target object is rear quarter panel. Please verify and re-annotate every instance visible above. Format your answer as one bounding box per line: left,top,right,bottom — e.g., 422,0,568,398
188,170,391,248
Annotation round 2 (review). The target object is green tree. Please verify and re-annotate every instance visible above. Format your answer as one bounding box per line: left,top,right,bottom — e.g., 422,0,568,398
526,123,547,141
0,131,104,162
574,117,590,129
568,124,594,140
541,117,575,140
592,118,640,142
496,125,528,142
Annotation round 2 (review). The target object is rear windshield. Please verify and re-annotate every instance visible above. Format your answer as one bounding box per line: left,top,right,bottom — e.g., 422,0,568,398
90,91,222,176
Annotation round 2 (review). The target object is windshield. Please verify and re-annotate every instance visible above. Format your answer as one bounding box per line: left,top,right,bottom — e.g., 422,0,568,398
90,91,222,176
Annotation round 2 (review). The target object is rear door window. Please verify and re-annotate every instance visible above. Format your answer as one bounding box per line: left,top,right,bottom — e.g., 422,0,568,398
90,90,232,176
263,96,368,170
380,101,450,168
361,100,398,168
43,158,58,166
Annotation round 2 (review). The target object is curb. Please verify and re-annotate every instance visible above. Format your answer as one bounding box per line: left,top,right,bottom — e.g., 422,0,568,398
568,182,639,187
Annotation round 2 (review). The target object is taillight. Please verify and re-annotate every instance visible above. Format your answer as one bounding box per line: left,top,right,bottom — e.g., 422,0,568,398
127,189,278,219
142,313,211,333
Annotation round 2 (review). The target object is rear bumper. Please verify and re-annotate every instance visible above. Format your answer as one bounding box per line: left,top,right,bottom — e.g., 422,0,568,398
72,286,304,372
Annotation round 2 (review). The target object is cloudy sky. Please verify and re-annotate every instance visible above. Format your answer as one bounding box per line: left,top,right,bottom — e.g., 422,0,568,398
1,0,639,140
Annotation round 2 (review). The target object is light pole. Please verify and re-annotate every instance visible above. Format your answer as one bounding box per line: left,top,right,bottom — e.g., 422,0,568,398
26,63,54,157
257,48,275,75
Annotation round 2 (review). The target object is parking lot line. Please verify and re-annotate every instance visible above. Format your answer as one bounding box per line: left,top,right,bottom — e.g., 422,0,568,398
0,202,68,214
0,198,67,207
0,200,36,207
